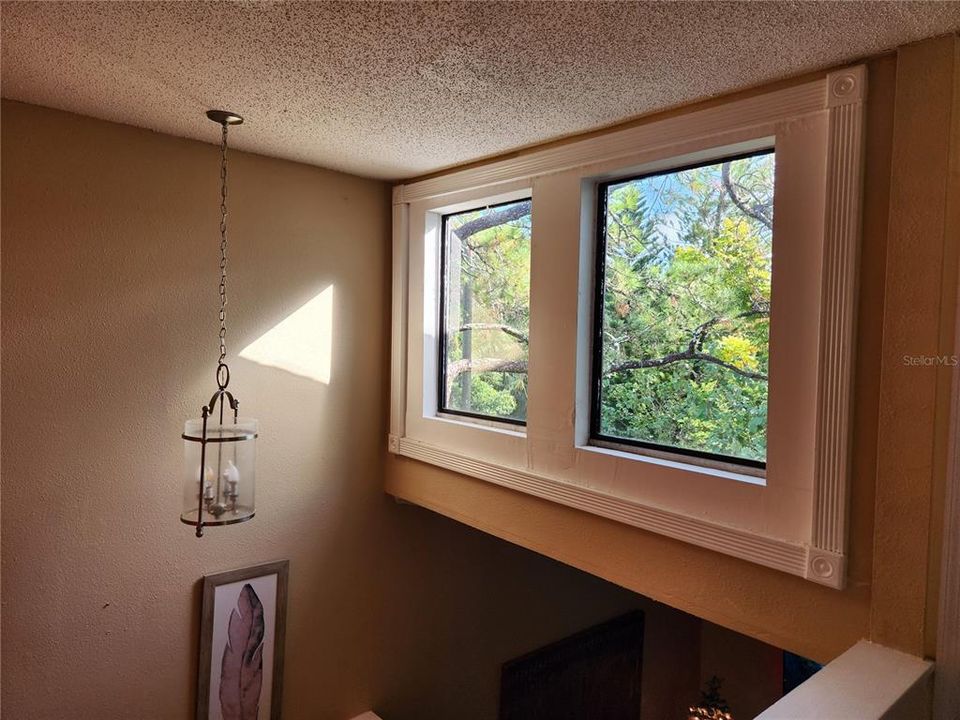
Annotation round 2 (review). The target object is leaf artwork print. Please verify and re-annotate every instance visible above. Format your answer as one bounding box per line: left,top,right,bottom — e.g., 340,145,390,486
219,583,265,720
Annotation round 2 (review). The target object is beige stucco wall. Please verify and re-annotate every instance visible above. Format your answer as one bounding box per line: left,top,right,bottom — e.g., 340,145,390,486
0,100,670,719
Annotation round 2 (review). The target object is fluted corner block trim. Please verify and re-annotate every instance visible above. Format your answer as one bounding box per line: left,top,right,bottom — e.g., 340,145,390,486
826,65,867,108
805,547,847,590
811,65,866,589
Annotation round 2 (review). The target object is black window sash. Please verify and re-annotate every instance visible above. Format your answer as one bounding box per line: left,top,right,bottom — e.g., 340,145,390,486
438,199,531,427
589,149,773,470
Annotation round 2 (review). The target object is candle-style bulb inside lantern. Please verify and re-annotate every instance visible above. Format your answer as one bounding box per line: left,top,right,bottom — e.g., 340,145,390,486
223,460,240,508
224,460,240,488
198,465,215,500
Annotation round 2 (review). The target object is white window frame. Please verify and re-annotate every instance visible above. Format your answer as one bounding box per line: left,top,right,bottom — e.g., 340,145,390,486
389,67,866,589
433,192,533,431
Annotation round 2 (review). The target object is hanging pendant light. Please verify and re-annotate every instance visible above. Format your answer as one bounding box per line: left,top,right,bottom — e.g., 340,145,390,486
181,110,258,538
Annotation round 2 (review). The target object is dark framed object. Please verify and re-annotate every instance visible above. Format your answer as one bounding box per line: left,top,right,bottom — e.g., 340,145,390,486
437,197,531,426
197,560,289,720
590,149,774,471
499,611,644,720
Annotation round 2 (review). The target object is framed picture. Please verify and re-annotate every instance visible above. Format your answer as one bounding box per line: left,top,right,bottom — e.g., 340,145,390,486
197,560,289,720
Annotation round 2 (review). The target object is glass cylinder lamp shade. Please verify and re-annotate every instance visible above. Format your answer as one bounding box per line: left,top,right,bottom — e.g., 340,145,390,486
181,414,258,533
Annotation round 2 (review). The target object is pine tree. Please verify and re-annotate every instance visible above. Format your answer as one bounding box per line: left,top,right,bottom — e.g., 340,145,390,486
688,676,733,720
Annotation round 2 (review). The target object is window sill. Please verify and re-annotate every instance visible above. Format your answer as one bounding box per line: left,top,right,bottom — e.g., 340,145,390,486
578,442,766,487
428,413,527,438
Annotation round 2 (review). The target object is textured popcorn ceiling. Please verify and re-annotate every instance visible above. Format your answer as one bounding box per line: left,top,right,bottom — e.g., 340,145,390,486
2,2,959,180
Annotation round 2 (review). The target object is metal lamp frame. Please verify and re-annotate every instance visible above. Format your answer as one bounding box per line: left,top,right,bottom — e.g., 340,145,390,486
181,363,258,536
180,108,259,538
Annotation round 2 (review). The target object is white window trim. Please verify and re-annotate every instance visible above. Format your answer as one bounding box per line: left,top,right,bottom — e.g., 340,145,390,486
389,67,866,589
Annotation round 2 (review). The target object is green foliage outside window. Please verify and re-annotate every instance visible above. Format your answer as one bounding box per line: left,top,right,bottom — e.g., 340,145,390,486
439,152,774,465
441,199,531,422
597,152,774,463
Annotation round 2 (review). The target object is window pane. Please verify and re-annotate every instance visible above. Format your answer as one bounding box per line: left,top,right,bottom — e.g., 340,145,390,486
440,199,531,423
594,152,774,465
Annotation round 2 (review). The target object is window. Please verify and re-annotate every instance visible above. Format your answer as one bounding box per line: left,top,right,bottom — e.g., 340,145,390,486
392,67,866,588
439,199,531,424
592,151,774,469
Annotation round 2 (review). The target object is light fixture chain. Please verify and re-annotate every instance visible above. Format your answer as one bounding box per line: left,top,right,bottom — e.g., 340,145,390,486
218,122,228,366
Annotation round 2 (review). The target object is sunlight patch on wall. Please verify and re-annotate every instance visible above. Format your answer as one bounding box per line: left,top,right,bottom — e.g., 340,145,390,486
240,286,333,384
